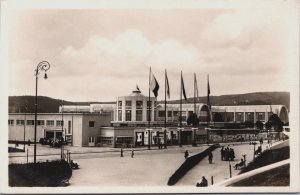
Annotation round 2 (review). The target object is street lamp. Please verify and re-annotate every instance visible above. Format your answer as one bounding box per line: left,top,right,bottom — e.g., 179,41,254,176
34,61,50,163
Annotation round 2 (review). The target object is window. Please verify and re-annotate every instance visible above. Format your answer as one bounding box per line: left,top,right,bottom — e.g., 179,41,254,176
16,120,25,125
118,110,122,121
168,111,173,117
158,111,165,117
56,120,64,127
27,120,34,125
125,101,132,109
46,120,54,126
68,121,71,134
173,111,179,116
37,120,45,126
125,110,132,121
136,101,143,108
89,121,95,127
118,101,122,108
8,120,14,125
136,110,143,121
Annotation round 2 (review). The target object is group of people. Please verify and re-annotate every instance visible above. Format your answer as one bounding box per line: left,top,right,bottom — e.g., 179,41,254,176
220,146,235,161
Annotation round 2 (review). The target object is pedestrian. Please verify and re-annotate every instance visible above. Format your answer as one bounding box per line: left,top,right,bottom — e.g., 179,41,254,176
184,150,189,159
120,148,123,157
28,139,31,146
131,149,134,158
260,137,263,145
196,176,208,187
220,147,224,161
208,152,213,164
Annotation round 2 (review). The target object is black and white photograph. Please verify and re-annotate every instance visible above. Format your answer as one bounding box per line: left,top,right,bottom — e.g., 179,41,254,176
0,0,299,193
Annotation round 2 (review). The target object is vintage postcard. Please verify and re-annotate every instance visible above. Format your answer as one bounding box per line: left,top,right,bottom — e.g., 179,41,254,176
1,0,299,194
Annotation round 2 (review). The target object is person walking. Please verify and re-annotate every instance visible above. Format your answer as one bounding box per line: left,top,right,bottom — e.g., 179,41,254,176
208,152,213,164
184,150,189,159
220,147,224,161
131,149,134,158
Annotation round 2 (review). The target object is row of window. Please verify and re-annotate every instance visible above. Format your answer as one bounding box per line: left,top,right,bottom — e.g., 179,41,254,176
118,101,152,108
8,119,65,126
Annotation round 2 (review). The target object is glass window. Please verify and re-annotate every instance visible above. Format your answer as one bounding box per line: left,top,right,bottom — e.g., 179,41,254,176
173,111,179,116
118,110,122,121
125,101,132,107
56,120,64,127
37,120,45,126
16,120,25,125
8,120,14,125
89,121,95,127
158,111,165,117
168,111,173,117
147,110,152,121
118,101,122,108
126,110,132,121
136,110,143,121
136,101,143,108
27,120,34,125
46,120,54,126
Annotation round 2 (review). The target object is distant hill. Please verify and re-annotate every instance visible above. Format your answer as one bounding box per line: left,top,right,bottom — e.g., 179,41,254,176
164,92,290,109
8,96,114,113
9,92,289,113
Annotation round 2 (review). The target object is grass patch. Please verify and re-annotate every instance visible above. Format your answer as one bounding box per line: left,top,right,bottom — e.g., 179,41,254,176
230,164,289,186
9,160,72,187
240,146,289,174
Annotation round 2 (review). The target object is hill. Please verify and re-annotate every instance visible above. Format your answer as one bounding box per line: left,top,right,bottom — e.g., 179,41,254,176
8,96,114,113
8,92,289,113
164,92,290,109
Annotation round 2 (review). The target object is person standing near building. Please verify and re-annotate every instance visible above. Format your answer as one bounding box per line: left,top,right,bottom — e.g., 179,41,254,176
208,152,213,164
121,148,124,157
131,149,134,158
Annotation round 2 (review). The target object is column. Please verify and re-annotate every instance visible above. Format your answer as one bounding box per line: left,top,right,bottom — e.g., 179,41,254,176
122,100,125,122
254,110,256,123
265,110,268,122
243,111,246,122
233,110,236,122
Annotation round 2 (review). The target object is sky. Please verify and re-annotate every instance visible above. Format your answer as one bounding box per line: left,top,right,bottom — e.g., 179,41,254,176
3,0,299,102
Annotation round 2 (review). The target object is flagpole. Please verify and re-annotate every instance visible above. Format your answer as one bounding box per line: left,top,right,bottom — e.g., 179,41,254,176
164,69,167,149
194,73,196,114
207,74,210,144
179,71,182,147
148,67,151,150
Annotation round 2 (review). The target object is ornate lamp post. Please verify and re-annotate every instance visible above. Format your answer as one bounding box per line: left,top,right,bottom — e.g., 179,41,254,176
34,61,50,163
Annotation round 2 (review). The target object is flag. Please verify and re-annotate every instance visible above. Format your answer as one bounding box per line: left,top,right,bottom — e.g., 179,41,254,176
136,85,140,92
165,70,170,99
181,72,187,101
207,74,211,109
194,73,199,97
150,71,159,98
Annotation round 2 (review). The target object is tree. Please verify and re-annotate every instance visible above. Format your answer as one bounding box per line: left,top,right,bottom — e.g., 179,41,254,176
187,113,199,126
255,120,264,130
266,114,284,132
212,112,223,122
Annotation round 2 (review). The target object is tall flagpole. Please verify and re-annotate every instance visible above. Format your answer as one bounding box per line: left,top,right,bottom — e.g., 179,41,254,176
207,74,210,144
179,71,182,147
194,73,196,114
164,69,167,149
148,67,151,150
